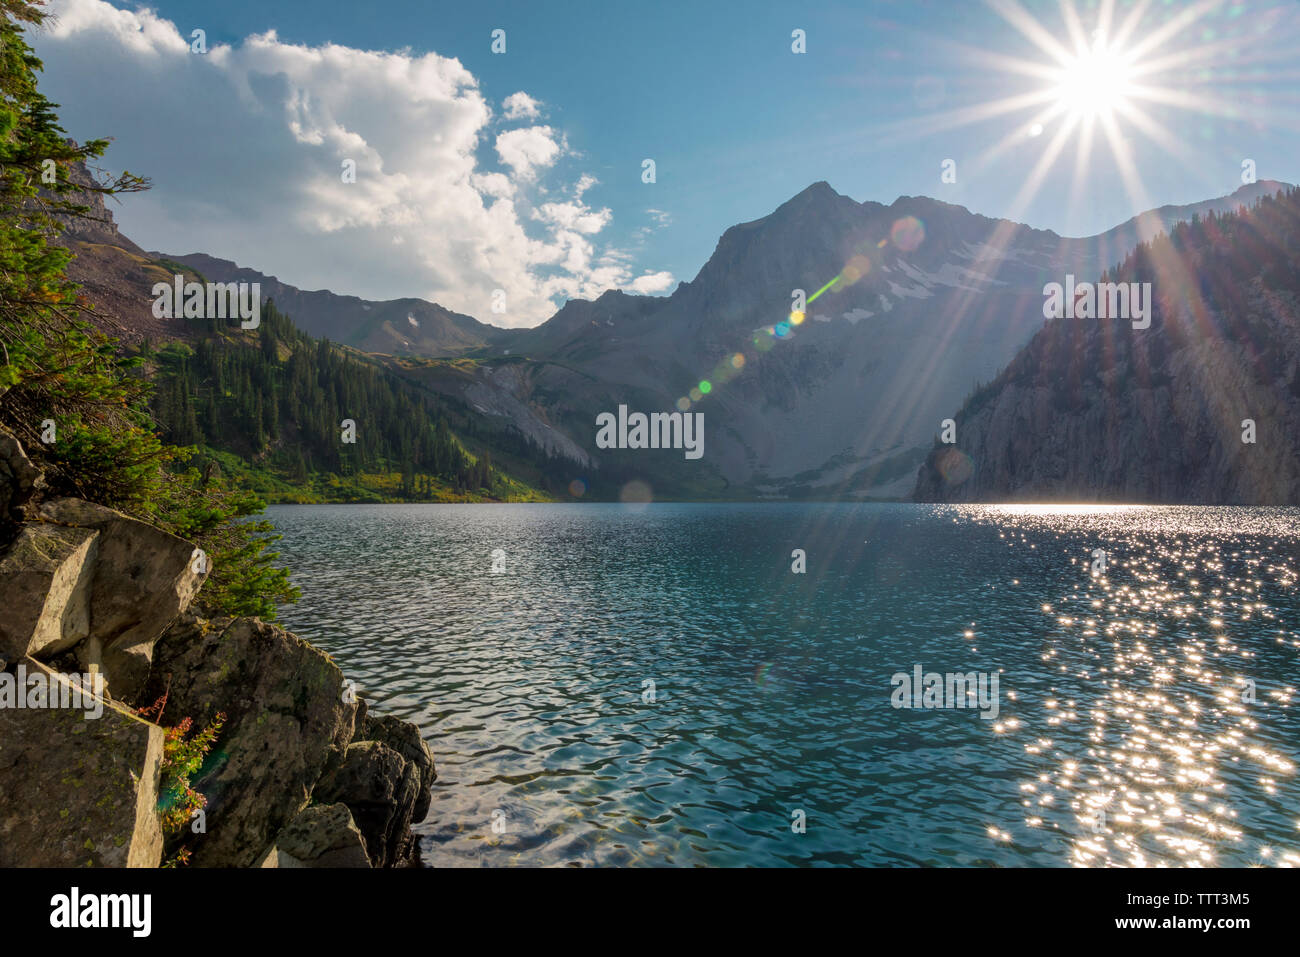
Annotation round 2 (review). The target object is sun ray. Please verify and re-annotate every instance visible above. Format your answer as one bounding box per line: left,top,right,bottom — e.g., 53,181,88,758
951,46,1072,84
1108,0,1153,51
1096,107,1154,215
1094,0,1118,47
966,99,1071,176
1066,112,1099,233
1124,83,1265,124
1128,33,1266,80
986,0,1077,67
1123,0,1228,63
873,87,1062,142
1058,0,1093,58
911,0,1284,241
1113,100,1212,185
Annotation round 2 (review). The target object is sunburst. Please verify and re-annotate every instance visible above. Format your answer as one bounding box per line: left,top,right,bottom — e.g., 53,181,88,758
968,0,1258,223
1051,33,1137,121
867,0,1275,233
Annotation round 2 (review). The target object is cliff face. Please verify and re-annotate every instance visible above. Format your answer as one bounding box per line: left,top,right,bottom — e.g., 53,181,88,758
0,429,436,867
914,188,1300,504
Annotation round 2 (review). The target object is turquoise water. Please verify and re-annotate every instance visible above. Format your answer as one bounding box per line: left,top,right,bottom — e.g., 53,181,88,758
266,503,1300,867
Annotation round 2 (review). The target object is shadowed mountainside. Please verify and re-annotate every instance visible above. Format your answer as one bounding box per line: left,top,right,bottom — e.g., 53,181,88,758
914,186,1300,504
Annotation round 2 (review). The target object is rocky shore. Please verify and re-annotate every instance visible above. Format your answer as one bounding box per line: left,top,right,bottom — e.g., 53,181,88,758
0,428,434,867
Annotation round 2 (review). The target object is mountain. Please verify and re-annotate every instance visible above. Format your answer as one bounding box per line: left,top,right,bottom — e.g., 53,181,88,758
913,186,1300,504
58,158,197,345
62,158,1294,501
1093,178,1291,265
54,161,583,503
474,179,1291,499
150,252,512,357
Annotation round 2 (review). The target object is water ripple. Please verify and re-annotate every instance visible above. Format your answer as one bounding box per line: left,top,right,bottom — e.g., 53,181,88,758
268,503,1300,867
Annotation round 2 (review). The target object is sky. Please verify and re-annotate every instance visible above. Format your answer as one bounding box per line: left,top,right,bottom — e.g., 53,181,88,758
28,0,1300,326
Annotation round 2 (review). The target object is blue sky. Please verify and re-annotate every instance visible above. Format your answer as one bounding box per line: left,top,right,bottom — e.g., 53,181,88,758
32,0,1300,325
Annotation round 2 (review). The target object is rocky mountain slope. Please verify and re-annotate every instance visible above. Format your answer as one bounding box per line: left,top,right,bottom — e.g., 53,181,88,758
155,251,512,357
58,159,199,346
913,186,1300,504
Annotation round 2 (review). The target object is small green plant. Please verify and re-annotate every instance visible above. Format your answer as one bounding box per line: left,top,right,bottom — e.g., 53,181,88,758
137,691,225,866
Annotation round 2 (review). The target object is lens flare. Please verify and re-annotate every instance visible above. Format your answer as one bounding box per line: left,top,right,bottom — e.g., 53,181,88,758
936,447,974,486
840,254,872,285
890,216,926,252
618,479,653,505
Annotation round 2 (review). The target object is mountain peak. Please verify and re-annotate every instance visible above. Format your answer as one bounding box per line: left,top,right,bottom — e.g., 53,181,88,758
1230,178,1290,200
801,179,837,196
783,180,842,206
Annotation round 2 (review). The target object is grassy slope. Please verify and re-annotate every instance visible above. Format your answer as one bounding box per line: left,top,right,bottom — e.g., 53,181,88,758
201,446,553,504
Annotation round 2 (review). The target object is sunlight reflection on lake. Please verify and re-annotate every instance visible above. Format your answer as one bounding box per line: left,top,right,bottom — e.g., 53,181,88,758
269,503,1299,867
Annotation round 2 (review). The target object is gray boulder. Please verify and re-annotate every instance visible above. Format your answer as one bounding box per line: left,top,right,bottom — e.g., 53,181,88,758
38,497,207,701
270,803,371,868
0,427,44,523
145,615,357,867
0,658,163,867
313,739,421,868
0,523,97,663
356,712,436,823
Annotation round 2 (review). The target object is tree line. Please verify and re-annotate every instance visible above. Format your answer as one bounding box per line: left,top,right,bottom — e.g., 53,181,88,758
146,299,497,496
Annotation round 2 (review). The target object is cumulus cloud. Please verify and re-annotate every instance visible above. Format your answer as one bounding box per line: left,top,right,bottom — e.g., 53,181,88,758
533,200,611,235
494,126,563,181
501,91,542,121
627,271,675,294
32,0,671,326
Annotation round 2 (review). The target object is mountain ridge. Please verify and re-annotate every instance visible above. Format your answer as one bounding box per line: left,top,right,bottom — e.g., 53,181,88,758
129,178,1291,357
61,164,1297,501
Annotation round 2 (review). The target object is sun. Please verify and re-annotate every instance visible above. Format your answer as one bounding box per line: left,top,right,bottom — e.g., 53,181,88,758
1051,37,1135,120
873,0,1258,232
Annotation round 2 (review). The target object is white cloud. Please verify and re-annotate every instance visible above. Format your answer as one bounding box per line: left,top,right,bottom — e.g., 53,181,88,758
631,207,674,244
627,271,675,294
533,200,611,235
33,0,671,327
501,91,542,121
494,126,563,181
